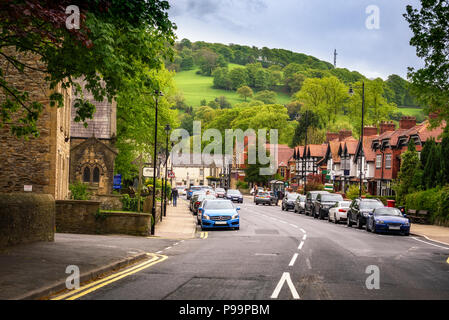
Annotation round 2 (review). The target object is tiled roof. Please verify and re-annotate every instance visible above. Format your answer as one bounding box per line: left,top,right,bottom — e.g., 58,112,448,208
307,144,328,158
328,140,342,163
266,144,294,167
345,140,358,155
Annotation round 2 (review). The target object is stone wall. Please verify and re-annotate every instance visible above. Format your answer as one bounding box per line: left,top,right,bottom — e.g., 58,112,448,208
55,200,152,236
0,194,55,249
91,194,123,210
0,47,71,200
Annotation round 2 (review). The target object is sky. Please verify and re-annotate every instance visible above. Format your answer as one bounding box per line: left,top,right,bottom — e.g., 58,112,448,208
168,0,424,80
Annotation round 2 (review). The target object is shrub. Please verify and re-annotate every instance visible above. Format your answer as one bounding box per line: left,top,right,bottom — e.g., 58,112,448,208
120,194,144,212
236,181,249,189
345,185,369,200
69,181,90,200
405,187,449,223
305,182,324,192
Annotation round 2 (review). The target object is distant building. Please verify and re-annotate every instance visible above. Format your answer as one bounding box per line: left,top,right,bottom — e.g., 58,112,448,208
171,153,224,187
69,79,118,196
0,47,72,200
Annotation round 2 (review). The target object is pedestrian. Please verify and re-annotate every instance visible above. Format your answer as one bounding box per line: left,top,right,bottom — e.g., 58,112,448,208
171,187,179,207
276,190,280,206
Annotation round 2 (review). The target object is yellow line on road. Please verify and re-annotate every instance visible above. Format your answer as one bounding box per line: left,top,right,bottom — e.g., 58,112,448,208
447,257,449,264
204,232,208,239
52,253,167,300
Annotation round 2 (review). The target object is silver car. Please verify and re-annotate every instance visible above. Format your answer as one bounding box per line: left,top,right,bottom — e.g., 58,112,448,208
294,194,306,214
328,200,352,224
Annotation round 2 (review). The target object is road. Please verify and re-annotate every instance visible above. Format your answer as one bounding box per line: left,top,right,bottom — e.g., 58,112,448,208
62,197,449,300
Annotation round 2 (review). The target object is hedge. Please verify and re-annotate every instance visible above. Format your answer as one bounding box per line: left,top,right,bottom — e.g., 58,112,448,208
405,186,449,223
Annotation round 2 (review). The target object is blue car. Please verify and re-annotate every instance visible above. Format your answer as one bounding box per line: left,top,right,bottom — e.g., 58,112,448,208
366,207,410,236
187,186,202,200
199,199,240,231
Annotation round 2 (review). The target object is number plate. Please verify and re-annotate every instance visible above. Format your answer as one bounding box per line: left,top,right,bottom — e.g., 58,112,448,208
389,226,400,230
215,221,227,225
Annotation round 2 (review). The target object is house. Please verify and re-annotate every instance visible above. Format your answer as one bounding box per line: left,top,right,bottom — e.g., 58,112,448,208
371,116,446,196
293,142,328,188
171,153,225,187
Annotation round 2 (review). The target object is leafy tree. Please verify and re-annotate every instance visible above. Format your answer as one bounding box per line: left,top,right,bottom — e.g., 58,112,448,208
422,139,442,189
395,141,422,205
254,69,271,90
229,67,249,89
0,0,176,137
216,96,232,109
290,109,322,147
440,125,449,185
285,101,303,120
212,67,231,90
404,1,449,124
195,48,220,76
237,86,253,101
254,90,277,104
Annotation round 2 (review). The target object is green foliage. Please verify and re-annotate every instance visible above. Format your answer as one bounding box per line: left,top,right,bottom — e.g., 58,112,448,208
120,194,144,212
236,181,249,189
345,185,368,200
422,139,442,189
254,90,277,104
69,181,91,200
237,86,253,101
394,141,422,205
441,125,449,184
405,186,449,222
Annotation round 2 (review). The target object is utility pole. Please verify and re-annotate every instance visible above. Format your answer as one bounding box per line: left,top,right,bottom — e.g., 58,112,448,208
151,90,163,235
334,49,337,68
303,110,308,195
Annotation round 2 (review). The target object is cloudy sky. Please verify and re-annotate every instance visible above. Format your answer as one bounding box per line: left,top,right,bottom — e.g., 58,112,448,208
168,0,423,80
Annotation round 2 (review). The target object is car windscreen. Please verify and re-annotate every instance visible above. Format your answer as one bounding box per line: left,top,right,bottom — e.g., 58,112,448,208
298,195,306,201
204,201,234,210
227,190,240,194
198,195,216,201
287,193,298,200
339,201,351,207
321,194,343,202
191,187,201,191
216,188,225,192
360,201,384,209
374,208,403,217
258,192,268,196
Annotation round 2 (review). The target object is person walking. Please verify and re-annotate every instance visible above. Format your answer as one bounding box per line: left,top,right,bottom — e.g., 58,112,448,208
171,187,179,207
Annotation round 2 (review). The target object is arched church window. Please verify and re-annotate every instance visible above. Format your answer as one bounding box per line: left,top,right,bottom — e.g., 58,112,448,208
83,167,90,182
93,167,100,183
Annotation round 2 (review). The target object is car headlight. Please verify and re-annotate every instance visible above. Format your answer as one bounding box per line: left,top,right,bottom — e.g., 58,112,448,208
203,214,210,220
232,214,239,219
375,220,385,224
403,221,410,226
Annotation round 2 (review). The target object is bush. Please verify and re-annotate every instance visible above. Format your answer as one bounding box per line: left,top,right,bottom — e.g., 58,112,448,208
405,187,449,223
236,181,249,189
120,194,144,212
305,182,324,192
345,185,369,200
69,181,90,200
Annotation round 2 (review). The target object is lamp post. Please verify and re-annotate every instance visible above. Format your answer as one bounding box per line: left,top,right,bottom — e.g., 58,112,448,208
151,90,163,235
303,110,309,195
163,124,171,217
349,82,365,198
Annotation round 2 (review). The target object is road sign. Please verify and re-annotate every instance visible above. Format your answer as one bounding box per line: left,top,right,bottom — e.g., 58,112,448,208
143,167,154,177
113,174,122,190
168,170,175,178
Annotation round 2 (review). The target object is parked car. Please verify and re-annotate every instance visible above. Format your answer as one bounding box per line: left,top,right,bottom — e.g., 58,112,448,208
268,191,278,205
199,199,240,230
254,191,272,205
226,189,243,203
192,194,216,215
347,198,385,229
253,187,265,202
294,194,306,214
365,207,410,235
282,192,299,211
176,186,186,196
189,191,205,211
187,186,202,199
313,193,344,219
328,200,352,224
215,188,226,198
304,191,329,216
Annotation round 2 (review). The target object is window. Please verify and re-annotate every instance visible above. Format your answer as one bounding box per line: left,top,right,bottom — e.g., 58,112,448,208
280,167,285,177
93,167,100,183
83,167,90,182
385,154,392,169
376,155,382,169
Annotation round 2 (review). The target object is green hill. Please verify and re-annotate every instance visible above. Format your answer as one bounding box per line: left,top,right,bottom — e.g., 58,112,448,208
174,66,292,108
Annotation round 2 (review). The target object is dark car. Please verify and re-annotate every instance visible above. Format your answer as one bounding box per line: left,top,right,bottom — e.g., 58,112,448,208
366,207,410,235
226,189,243,203
294,194,306,214
304,191,329,216
189,191,205,212
254,191,272,205
313,193,344,219
282,193,299,211
192,194,216,215
347,198,385,229
187,186,202,200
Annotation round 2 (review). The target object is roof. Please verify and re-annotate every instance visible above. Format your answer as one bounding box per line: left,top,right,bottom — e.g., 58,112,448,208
306,144,327,158
266,144,294,167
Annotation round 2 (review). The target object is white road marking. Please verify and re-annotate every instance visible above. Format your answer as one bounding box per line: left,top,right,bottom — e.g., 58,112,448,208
300,228,306,234
298,241,304,250
271,272,300,299
288,253,299,266
419,234,449,247
255,253,278,256
156,250,163,254
173,242,179,246
165,246,172,250
302,234,307,241
411,237,449,250
289,224,298,228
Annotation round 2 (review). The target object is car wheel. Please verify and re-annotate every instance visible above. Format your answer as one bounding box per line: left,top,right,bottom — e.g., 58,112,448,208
327,213,332,222
281,204,284,211
313,209,318,219
235,227,240,230
356,216,363,229
334,214,339,224
366,220,371,232
403,231,409,236
347,215,352,227
294,207,298,213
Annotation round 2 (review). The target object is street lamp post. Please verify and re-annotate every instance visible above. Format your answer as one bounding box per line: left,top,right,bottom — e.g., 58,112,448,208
303,110,309,195
151,90,163,235
349,82,365,198
163,124,171,217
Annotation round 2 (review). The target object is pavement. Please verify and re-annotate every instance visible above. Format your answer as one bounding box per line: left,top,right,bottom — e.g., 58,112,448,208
0,198,196,300
411,223,449,245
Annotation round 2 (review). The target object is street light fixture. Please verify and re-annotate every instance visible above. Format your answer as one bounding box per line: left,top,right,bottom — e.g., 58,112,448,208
348,82,365,198
151,90,163,236
163,124,171,217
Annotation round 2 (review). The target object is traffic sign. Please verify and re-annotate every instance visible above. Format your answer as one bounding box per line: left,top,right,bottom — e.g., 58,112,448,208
143,167,154,177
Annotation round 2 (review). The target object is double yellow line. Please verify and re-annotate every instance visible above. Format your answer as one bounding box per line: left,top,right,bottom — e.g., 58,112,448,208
200,231,208,239
51,253,167,300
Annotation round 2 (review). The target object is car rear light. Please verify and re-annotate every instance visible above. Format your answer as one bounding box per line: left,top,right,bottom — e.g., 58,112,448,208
196,201,200,205
339,209,347,212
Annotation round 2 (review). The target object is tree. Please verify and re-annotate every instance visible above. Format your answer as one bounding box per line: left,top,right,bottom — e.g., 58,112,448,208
195,48,220,76
212,67,231,90
395,141,422,205
237,86,253,101
254,90,277,104
0,0,176,137
404,1,449,123
422,139,442,189
229,67,249,89
290,109,322,147
440,125,449,185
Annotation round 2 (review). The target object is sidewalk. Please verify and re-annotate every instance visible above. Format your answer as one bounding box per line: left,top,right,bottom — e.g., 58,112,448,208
154,198,197,239
411,224,449,245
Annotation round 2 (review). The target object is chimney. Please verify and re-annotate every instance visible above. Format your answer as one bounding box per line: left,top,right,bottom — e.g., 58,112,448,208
338,130,352,141
363,126,378,137
380,121,396,134
399,116,416,130
326,132,339,142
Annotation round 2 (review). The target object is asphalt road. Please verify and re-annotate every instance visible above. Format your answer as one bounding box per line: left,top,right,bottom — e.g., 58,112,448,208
74,197,449,300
